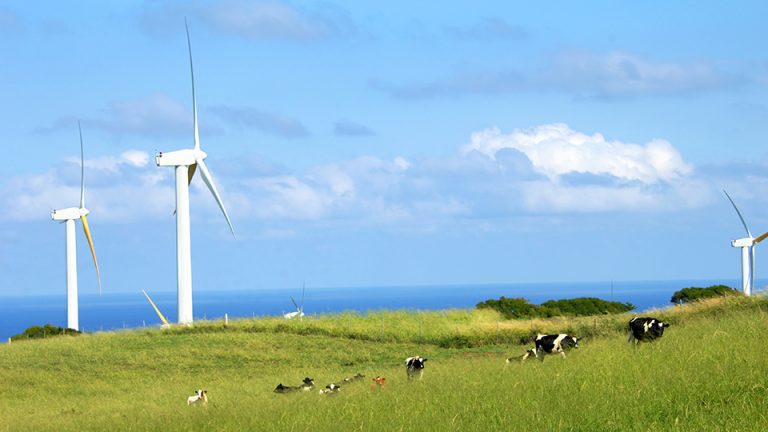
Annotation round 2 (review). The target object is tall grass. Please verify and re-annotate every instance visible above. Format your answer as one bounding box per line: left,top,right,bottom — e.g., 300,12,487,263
1,296,766,431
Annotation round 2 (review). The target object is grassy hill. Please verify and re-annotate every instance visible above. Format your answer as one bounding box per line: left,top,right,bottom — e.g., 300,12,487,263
1,296,767,431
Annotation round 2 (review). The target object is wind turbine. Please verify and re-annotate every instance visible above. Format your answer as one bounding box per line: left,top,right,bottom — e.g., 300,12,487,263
50,122,101,331
155,20,235,325
142,290,171,329
723,190,768,296
284,284,305,320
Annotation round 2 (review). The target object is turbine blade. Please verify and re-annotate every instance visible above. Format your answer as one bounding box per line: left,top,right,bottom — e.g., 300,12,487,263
723,190,752,238
142,290,170,326
78,121,85,209
80,214,101,295
300,283,305,310
754,232,768,245
290,296,300,311
188,163,197,185
195,156,235,238
185,18,200,152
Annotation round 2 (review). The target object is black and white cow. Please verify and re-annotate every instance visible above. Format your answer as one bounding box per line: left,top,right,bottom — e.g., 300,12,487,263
319,383,341,395
628,317,670,345
405,356,427,381
520,334,580,362
273,377,315,393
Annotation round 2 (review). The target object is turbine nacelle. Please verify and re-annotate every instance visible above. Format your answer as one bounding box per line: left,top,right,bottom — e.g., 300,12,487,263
732,237,754,248
51,207,89,221
155,149,207,167
51,207,90,221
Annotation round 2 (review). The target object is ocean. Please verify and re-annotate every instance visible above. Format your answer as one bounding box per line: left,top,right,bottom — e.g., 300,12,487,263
1,279,763,343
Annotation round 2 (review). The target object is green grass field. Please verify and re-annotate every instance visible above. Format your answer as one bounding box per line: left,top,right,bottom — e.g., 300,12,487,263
2,296,767,431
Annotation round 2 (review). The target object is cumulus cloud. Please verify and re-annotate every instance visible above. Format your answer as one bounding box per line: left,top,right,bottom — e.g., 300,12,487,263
2,150,172,222
462,123,692,184
231,156,419,224
9,123,756,230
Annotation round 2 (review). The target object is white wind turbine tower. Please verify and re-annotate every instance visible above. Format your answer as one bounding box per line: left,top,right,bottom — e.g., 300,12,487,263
156,20,235,325
50,123,101,331
723,190,768,296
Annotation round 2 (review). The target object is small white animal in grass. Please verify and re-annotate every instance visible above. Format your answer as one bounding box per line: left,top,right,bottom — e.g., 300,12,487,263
319,383,341,394
187,389,209,405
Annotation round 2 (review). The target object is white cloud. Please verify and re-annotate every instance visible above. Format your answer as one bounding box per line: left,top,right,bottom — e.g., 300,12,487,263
66,150,151,174
121,150,150,167
2,150,170,222
462,123,692,184
520,178,711,213
8,124,756,230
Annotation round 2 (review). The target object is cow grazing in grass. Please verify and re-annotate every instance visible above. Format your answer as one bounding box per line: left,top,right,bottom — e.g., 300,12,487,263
187,389,208,405
274,377,314,393
520,334,580,362
628,317,670,345
405,356,427,381
319,383,341,395
341,373,365,384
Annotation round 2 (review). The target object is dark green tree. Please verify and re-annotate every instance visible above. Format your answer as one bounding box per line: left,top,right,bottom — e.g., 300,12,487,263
10,324,80,341
477,296,634,319
476,297,541,319
670,285,740,304
541,297,634,316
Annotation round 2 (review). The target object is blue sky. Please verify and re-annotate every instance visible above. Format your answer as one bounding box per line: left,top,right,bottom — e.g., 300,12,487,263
1,1,767,296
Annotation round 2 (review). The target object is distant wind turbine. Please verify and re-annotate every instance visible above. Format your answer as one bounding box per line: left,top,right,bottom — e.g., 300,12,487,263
50,122,101,331
284,284,306,320
155,19,235,325
723,190,768,296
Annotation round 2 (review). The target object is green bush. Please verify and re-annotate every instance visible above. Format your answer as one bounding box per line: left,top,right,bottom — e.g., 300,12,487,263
476,297,541,319
476,296,634,320
10,324,80,341
670,285,740,304
541,297,634,316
